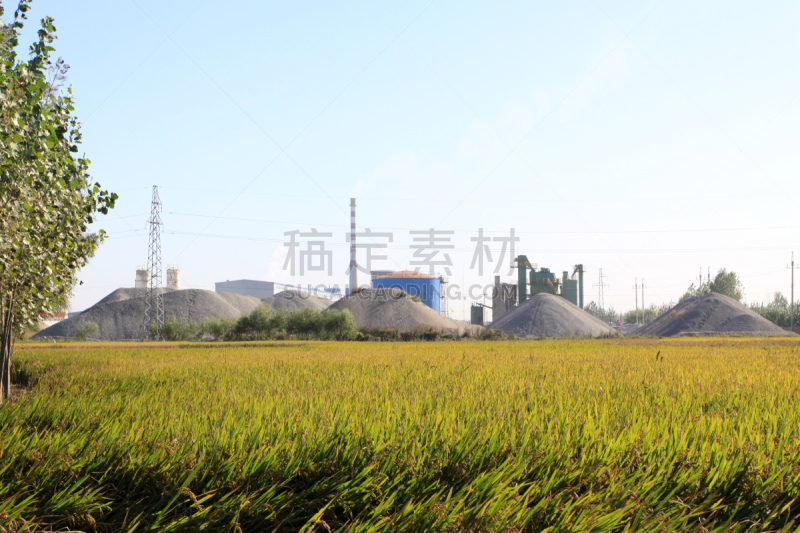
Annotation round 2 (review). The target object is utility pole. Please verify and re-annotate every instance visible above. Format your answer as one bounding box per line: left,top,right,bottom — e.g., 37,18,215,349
144,185,164,339
641,278,646,323
790,252,799,333
633,278,639,324
708,266,711,293
699,267,703,293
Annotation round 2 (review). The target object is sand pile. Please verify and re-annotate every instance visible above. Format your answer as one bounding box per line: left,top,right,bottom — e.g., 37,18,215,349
327,288,481,335
35,289,261,340
636,292,796,337
490,293,616,338
261,290,333,312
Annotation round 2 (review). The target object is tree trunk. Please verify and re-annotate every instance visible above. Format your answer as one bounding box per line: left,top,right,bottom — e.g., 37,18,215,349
0,292,14,403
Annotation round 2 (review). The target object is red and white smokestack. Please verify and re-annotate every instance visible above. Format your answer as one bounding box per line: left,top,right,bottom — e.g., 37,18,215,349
349,198,357,293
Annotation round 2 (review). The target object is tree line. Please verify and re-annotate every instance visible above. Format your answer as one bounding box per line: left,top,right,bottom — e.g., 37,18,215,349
151,306,360,342
61,305,511,343
584,268,797,330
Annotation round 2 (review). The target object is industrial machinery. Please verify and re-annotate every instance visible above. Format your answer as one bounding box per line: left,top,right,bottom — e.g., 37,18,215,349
492,276,517,321
530,267,559,297
514,255,534,305
561,271,579,307
470,303,486,326
509,255,585,310
572,264,585,309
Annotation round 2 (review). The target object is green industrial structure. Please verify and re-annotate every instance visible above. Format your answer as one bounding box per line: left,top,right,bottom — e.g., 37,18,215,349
512,256,585,309
470,303,485,326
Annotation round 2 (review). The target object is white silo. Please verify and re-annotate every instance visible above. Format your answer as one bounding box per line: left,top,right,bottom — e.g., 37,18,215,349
135,269,150,289
167,268,181,290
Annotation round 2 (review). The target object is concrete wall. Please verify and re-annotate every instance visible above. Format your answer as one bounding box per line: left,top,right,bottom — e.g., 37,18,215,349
215,280,275,300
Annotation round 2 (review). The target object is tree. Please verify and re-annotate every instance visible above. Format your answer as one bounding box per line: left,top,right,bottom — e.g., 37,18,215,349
709,269,744,301
0,1,116,402
679,282,707,303
583,301,620,323
679,269,744,303
750,292,797,329
622,308,659,325
233,305,286,340
320,310,358,340
286,307,321,338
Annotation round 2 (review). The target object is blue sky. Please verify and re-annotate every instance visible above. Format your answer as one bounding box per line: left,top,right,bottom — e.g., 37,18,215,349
12,0,800,319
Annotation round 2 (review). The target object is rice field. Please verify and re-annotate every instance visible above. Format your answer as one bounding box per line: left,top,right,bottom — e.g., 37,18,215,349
2,338,800,532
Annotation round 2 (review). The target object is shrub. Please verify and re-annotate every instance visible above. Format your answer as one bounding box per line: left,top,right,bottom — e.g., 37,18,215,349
234,306,285,340
75,321,99,340
198,317,212,339
320,310,358,340
161,316,198,341
285,307,321,339
209,317,235,340
358,327,401,342
401,326,444,342
478,329,510,341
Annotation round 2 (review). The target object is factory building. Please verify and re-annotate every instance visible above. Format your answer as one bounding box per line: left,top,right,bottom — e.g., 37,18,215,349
215,280,342,301
372,270,442,313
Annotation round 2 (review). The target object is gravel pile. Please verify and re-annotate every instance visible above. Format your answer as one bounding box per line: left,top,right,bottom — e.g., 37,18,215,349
261,290,333,312
94,287,175,306
490,293,616,338
34,289,261,340
618,323,642,336
636,292,796,337
327,288,482,335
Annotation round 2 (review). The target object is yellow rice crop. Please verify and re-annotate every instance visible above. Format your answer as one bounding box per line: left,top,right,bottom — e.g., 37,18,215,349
1,338,799,531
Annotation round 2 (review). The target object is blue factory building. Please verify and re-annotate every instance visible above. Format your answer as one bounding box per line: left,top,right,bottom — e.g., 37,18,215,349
372,270,441,313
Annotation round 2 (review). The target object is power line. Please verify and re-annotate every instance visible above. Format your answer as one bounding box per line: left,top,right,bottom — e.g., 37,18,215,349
162,211,800,235
160,231,800,254
158,188,799,205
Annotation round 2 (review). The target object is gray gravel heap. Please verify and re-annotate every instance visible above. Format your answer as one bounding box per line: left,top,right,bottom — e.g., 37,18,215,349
93,287,176,306
636,292,796,337
327,288,482,335
490,293,616,338
34,288,261,340
260,290,333,312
